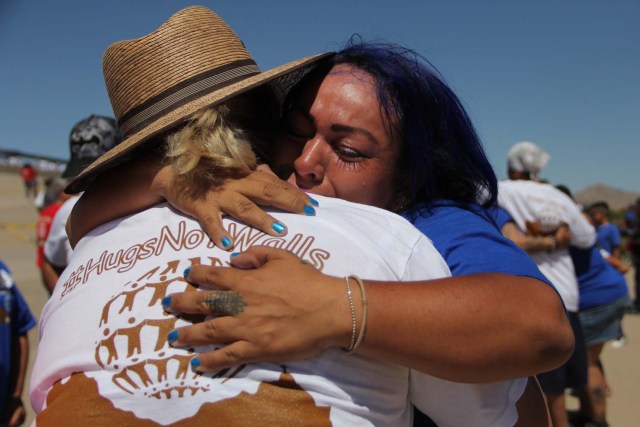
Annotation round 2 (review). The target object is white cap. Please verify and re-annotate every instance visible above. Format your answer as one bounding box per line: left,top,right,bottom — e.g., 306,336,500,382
507,141,550,180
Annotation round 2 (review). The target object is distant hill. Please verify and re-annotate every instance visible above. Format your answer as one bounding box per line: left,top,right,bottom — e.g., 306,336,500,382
574,184,640,211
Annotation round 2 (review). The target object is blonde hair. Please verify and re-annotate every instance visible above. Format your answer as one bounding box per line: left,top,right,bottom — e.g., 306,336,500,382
164,104,258,197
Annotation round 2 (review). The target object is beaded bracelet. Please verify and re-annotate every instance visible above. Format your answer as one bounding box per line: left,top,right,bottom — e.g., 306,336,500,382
343,275,368,354
343,276,357,352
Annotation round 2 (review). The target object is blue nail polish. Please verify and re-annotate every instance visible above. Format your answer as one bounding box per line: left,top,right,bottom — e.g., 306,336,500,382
309,197,319,207
162,296,171,309
183,267,191,279
221,237,232,248
191,357,201,370
272,222,285,234
304,205,316,216
231,252,241,257
168,330,179,344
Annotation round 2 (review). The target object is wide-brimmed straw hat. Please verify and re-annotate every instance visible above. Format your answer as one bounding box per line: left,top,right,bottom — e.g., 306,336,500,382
67,5,333,193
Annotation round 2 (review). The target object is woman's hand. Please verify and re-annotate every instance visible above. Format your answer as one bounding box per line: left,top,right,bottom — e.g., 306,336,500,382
164,247,351,372
154,167,319,250
552,224,572,250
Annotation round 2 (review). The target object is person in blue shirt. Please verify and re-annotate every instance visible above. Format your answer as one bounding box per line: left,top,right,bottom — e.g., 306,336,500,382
589,202,623,260
70,38,571,426
0,260,36,427
564,194,630,427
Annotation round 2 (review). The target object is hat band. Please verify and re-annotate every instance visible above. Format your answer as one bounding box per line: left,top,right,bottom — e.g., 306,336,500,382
118,59,260,138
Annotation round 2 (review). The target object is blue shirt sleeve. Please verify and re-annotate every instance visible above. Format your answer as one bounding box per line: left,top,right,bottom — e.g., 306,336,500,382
12,286,37,335
407,203,552,287
490,207,515,230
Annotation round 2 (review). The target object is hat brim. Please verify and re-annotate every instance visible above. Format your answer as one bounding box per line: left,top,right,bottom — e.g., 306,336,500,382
66,52,334,194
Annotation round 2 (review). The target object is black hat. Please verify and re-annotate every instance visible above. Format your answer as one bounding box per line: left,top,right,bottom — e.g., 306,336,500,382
62,115,122,179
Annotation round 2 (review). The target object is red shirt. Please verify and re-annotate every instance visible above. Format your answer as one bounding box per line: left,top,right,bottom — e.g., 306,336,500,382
36,201,63,267
20,165,37,183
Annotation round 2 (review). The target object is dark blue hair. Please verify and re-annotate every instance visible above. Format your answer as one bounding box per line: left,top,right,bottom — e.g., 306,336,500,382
332,38,498,213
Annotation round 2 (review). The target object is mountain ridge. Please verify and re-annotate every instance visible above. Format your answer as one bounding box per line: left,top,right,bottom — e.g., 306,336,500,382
574,183,640,211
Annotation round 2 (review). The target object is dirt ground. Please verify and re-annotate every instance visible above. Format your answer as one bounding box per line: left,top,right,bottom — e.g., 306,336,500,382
1,171,638,426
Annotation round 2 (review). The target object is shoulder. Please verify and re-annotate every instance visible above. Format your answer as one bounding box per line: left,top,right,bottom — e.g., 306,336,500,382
318,196,424,237
411,201,500,236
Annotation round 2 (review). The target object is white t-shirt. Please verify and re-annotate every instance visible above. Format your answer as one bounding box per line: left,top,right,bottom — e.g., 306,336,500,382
498,180,596,312
31,196,525,426
43,195,80,268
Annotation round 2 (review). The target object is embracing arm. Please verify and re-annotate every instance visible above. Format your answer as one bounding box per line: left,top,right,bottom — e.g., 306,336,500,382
166,247,573,383
502,221,572,253
68,158,318,248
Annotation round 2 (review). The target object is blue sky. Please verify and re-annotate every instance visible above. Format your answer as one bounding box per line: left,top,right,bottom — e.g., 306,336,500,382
1,0,638,192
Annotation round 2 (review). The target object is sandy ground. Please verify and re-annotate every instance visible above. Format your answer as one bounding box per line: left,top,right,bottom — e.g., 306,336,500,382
1,170,638,426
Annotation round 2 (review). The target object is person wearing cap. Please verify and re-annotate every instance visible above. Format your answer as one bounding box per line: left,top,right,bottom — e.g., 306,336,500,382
496,141,596,427
41,115,121,291
31,7,478,426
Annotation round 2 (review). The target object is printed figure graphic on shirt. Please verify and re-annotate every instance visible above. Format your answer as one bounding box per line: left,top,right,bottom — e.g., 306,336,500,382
39,219,334,424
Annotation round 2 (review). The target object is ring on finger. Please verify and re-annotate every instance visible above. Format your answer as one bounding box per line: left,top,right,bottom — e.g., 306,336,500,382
202,291,247,316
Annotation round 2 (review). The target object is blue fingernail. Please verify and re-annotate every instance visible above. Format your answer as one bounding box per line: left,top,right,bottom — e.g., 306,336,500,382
183,267,191,279
221,237,232,248
231,252,241,257
272,222,285,234
168,330,179,344
309,197,319,207
304,205,316,216
162,296,171,309
191,357,201,370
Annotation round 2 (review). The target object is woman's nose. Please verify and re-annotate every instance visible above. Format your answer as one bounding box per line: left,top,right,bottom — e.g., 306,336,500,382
293,137,326,186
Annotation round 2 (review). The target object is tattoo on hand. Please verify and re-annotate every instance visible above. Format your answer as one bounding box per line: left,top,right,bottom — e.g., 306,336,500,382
204,292,247,315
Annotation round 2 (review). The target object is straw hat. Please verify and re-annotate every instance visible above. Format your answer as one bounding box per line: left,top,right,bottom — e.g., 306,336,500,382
67,6,333,193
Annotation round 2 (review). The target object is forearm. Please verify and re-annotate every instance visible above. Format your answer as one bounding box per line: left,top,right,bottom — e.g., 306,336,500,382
356,274,573,382
10,335,29,398
68,157,164,246
502,223,555,253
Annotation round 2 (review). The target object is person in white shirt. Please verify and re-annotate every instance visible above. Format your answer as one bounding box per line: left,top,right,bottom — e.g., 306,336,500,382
497,141,596,427
31,7,529,426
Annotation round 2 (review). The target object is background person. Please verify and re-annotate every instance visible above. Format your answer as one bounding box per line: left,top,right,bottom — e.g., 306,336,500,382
35,177,68,293
0,260,36,427
624,199,640,312
589,201,629,272
497,141,596,427
41,115,121,292
18,164,37,199
561,187,630,427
